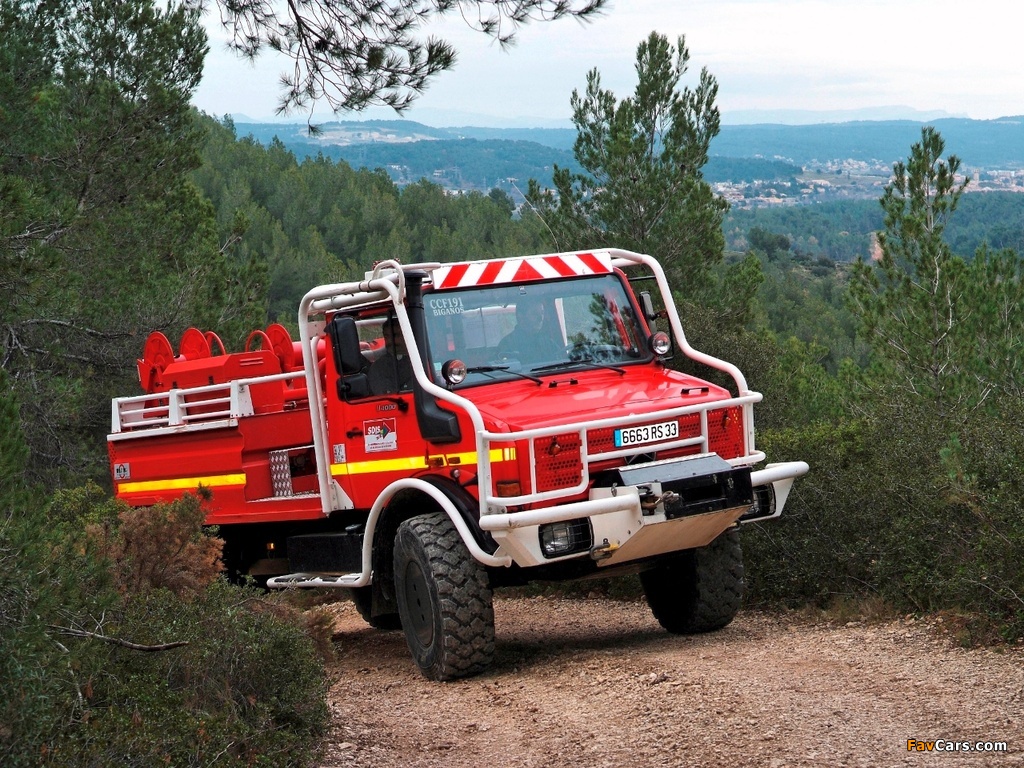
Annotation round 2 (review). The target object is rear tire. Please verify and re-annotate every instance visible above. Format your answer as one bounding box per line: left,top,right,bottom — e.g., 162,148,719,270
641,527,745,634
393,512,495,680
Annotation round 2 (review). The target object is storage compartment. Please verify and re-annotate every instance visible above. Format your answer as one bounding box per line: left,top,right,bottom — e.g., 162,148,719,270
287,529,364,573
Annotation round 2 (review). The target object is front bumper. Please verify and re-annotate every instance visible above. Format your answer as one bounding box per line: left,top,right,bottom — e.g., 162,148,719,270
478,456,808,569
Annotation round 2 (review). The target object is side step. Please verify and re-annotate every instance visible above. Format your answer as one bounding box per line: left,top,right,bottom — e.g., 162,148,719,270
266,527,368,588
266,572,365,589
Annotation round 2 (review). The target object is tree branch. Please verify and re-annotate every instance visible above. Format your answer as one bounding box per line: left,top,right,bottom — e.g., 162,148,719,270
50,625,189,652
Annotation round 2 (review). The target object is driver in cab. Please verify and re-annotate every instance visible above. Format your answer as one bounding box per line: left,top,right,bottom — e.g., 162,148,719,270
496,294,563,365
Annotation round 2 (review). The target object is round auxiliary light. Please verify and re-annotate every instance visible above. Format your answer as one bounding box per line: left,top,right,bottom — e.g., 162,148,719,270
441,359,468,385
649,331,672,356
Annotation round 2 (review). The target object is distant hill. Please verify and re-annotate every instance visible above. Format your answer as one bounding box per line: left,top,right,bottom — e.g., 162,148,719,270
712,117,1024,168
235,123,802,192
448,126,576,151
280,137,582,191
229,115,1024,196
233,120,454,146
447,118,1024,169
722,106,965,126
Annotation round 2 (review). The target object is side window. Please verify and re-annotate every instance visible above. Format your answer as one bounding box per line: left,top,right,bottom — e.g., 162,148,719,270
362,314,414,396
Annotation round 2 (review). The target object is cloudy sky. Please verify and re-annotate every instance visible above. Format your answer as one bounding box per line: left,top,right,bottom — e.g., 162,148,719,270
191,0,1023,126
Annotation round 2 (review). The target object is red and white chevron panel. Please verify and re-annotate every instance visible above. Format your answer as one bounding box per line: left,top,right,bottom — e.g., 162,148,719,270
431,251,613,290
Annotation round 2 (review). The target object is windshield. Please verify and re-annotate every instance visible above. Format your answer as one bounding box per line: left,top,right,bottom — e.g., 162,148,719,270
423,274,650,386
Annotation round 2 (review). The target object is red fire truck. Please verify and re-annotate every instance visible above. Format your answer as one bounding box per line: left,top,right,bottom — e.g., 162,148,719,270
108,248,807,680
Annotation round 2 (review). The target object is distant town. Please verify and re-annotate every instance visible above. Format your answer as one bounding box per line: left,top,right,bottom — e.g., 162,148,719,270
717,159,1024,209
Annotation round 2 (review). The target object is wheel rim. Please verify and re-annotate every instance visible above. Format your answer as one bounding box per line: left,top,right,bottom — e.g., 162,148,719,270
402,559,434,648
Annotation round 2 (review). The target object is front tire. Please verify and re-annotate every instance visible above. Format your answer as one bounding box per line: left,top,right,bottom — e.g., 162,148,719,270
641,527,745,634
393,512,495,680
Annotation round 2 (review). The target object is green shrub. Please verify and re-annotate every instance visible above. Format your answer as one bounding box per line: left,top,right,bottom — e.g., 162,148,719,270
1,384,116,766
744,392,1024,641
49,581,329,767
1,484,329,768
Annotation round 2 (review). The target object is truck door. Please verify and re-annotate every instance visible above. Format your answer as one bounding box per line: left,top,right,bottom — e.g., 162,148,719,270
324,310,429,509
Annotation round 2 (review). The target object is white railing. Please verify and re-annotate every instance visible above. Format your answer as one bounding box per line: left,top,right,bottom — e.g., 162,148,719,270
109,370,307,439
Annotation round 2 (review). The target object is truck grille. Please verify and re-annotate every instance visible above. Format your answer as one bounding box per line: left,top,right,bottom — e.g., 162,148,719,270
707,406,745,459
535,432,583,492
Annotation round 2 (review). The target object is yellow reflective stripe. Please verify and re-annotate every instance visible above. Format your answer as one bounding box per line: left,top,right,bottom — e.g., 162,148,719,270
118,473,246,494
330,447,516,476
447,448,517,464
334,455,429,476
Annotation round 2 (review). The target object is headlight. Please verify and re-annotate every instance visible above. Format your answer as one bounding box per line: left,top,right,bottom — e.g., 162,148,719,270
441,358,467,385
539,519,592,558
649,331,671,356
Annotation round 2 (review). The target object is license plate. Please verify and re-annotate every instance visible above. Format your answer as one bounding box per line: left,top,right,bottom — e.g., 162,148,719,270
614,420,679,448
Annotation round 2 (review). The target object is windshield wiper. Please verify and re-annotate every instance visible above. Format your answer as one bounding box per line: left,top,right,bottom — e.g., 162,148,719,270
531,358,626,376
466,365,543,385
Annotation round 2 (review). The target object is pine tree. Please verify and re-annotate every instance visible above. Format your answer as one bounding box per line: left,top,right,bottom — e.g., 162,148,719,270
198,0,606,114
0,0,265,485
849,127,1024,409
526,32,729,292
0,370,28,507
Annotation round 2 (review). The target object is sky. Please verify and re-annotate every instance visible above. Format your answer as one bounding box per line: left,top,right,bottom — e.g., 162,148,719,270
191,0,1024,127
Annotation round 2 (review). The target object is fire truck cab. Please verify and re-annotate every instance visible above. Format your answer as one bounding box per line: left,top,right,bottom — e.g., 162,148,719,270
108,248,807,680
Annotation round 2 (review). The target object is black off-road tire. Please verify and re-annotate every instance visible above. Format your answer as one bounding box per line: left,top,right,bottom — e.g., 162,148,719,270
351,586,402,631
640,527,745,634
393,512,495,680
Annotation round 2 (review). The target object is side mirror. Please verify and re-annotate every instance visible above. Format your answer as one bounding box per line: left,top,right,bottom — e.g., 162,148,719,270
326,314,364,376
639,291,658,323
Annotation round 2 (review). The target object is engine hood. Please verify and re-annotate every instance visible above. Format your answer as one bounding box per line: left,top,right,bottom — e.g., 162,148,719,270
459,366,733,433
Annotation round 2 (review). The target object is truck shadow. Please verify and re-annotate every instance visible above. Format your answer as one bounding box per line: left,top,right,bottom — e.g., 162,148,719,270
332,621,676,679
492,627,674,675
327,596,744,679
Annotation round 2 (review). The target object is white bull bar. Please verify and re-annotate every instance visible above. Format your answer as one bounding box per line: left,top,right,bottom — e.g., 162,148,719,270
477,460,809,533
294,249,807,568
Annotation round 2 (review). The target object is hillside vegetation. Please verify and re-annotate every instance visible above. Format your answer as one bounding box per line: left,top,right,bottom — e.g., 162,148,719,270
725,192,1024,262
231,124,806,196
4,7,1024,765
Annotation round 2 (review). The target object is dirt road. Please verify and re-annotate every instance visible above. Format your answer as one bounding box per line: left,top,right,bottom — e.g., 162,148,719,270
318,595,1022,767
